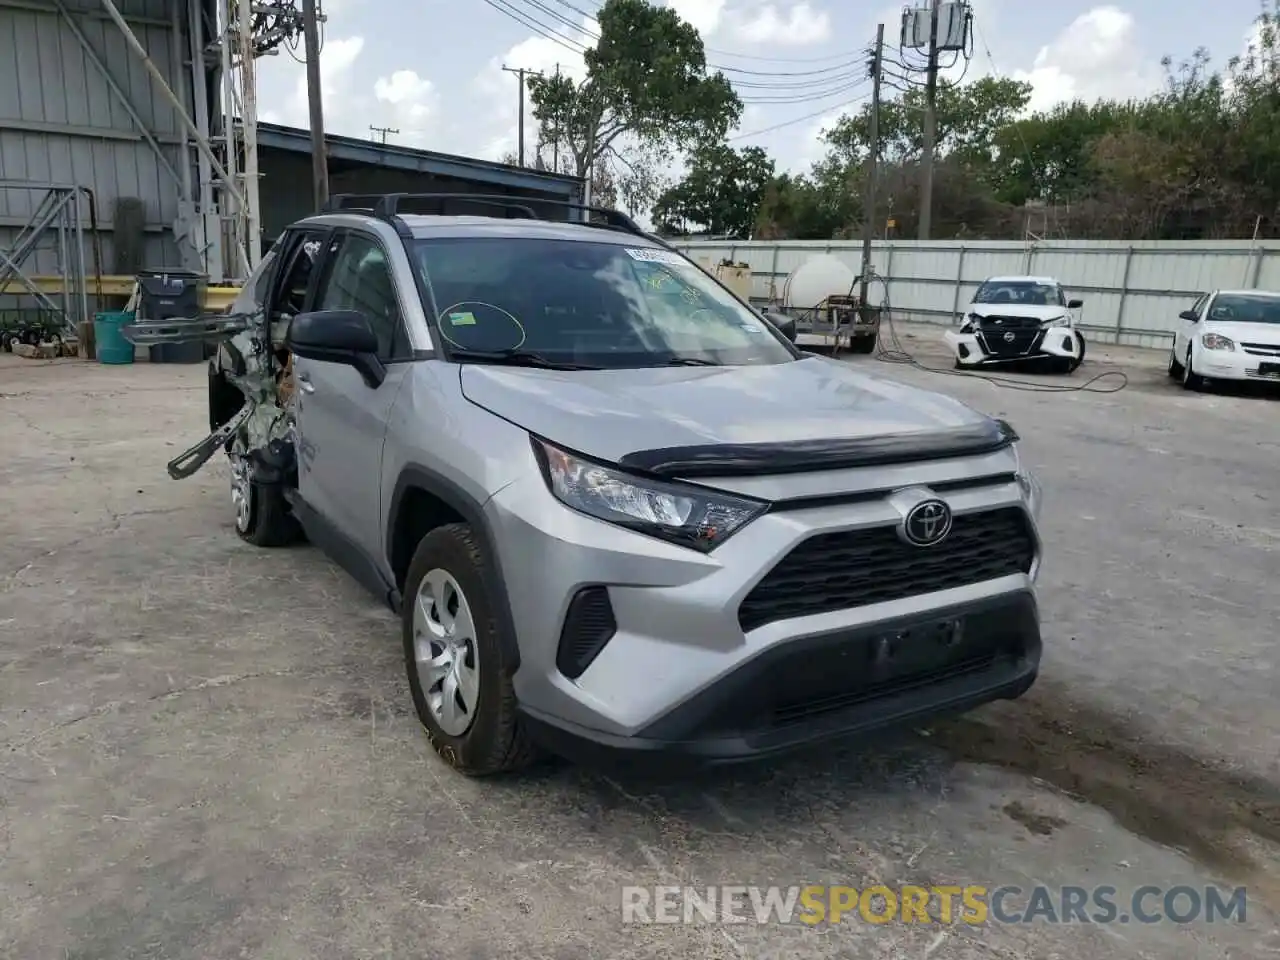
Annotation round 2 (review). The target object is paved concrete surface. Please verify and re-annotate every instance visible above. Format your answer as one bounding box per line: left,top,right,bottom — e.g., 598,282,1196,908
2,325,1278,959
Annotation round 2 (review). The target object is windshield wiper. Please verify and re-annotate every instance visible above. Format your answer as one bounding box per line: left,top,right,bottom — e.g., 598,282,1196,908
658,356,722,366
449,348,602,371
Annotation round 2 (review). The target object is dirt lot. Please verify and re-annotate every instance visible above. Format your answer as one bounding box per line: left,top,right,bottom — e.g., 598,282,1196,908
2,323,1279,959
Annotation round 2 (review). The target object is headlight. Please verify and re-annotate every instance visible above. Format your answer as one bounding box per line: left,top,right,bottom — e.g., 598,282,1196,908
1201,333,1235,351
959,312,978,333
532,438,767,552
1041,315,1070,328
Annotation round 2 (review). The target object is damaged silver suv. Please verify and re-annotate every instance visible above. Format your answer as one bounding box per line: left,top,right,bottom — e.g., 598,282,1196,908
136,194,1045,776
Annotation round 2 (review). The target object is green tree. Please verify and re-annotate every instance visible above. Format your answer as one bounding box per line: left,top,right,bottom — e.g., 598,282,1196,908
821,76,1033,170
652,144,774,236
527,0,741,182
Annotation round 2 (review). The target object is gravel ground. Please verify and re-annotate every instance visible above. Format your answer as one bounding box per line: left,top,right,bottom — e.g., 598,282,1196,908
1,325,1278,959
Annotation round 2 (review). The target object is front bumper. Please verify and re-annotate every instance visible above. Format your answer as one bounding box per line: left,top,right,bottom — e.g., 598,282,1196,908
486,448,1042,761
945,327,1078,366
1194,346,1280,382
519,591,1040,766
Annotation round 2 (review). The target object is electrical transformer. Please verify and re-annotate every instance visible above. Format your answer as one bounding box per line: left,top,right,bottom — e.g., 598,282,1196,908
900,2,969,52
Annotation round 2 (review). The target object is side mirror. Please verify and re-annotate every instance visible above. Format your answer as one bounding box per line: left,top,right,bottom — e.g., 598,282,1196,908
1067,299,1083,309
1179,309,1199,322
762,310,798,343
286,309,385,387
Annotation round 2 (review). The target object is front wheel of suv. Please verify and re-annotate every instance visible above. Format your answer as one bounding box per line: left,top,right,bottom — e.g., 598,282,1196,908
402,523,538,776
231,454,302,547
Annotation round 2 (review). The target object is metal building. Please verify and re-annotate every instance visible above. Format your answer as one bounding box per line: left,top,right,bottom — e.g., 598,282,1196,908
0,0,582,336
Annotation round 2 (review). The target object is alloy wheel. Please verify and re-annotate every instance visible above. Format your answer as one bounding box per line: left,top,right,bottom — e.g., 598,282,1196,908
413,568,480,736
230,456,252,533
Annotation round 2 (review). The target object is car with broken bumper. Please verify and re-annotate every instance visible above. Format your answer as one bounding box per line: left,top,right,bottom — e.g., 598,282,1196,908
945,275,1085,372
134,194,1046,776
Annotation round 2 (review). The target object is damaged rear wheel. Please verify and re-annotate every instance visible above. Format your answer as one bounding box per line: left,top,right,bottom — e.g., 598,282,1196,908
230,454,303,547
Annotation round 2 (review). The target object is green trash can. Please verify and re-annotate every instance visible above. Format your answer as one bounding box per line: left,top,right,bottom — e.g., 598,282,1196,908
94,311,136,365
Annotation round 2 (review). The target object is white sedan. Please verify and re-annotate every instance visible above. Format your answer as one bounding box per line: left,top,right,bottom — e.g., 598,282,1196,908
1169,289,1280,389
944,275,1085,373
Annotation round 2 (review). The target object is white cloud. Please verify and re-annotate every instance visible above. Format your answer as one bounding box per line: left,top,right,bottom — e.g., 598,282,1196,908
259,35,366,130
1007,6,1163,113
793,107,845,169
470,18,594,161
667,0,727,36
373,70,438,146
733,3,832,47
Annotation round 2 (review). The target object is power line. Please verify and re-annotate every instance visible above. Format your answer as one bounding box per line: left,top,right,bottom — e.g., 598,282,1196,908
548,0,866,63
477,0,586,54
727,87,872,140
482,0,873,82
738,79,872,105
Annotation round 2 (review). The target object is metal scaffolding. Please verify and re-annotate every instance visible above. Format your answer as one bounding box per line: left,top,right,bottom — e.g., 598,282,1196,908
0,182,103,339
84,0,307,283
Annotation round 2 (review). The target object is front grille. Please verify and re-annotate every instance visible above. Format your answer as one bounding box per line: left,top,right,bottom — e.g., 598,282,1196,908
772,655,996,726
556,586,617,679
1242,341,1280,357
976,318,1041,358
738,507,1036,632
680,596,1039,741
978,315,1041,330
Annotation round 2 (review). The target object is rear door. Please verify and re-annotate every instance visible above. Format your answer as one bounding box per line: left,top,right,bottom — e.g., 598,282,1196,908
293,229,414,561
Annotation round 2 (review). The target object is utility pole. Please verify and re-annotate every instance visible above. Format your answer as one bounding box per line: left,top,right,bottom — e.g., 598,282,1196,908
860,24,885,306
552,63,561,173
236,0,261,268
369,125,399,144
501,65,531,166
301,0,328,210
918,0,940,239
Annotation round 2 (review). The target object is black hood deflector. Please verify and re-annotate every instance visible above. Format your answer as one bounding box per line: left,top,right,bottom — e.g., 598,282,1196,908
619,419,1019,479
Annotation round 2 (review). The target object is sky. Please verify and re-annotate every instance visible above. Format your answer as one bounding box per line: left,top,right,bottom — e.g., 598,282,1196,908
256,0,1271,182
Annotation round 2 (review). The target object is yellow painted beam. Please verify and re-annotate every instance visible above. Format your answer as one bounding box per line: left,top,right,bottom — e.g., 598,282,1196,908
0,275,242,312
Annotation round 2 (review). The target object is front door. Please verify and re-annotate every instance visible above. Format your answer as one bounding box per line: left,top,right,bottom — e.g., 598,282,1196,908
294,230,413,562
1175,293,1207,355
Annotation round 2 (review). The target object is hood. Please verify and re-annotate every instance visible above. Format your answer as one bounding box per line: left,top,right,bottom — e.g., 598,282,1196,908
460,355,999,473
1200,320,1280,345
967,302,1070,321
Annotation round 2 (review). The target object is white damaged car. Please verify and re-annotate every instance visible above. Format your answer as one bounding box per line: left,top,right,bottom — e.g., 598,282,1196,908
945,275,1085,373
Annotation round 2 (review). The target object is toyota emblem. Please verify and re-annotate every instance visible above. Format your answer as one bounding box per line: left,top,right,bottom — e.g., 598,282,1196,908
901,499,953,547
1003,331,1016,342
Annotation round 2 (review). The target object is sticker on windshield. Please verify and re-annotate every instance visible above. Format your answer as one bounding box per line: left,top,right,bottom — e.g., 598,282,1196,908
448,311,477,326
625,248,686,266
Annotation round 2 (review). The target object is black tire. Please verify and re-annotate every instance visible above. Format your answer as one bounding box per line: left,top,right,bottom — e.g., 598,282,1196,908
402,523,538,776
849,333,877,354
233,456,303,547
1067,332,1085,372
1182,345,1206,391
1168,343,1184,379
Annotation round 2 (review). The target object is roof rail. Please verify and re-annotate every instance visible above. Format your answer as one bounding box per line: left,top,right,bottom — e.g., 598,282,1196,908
322,192,648,238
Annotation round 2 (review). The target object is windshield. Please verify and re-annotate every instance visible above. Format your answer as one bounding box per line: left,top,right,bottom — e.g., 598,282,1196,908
411,237,796,368
1206,294,1280,324
973,280,1065,307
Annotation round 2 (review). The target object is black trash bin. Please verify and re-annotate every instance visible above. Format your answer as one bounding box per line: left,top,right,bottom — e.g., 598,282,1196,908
135,268,208,363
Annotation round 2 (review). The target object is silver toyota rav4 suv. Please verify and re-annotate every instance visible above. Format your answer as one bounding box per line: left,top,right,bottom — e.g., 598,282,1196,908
140,194,1044,776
